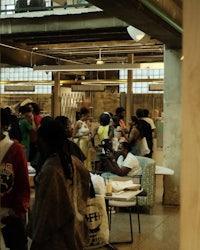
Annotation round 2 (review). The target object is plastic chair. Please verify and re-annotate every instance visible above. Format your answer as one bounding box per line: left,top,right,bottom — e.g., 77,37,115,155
108,194,141,244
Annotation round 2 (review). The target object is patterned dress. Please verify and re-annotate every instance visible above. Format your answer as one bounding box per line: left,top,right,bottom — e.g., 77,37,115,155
77,120,91,170
30,154,90,250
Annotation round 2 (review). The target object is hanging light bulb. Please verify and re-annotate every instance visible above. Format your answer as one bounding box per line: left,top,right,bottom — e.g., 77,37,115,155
96,48,104,64
127,26,151,44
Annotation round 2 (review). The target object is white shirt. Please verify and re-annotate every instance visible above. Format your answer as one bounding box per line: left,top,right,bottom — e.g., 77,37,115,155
142,117,156,130
117,152,141,177
77,120,90,138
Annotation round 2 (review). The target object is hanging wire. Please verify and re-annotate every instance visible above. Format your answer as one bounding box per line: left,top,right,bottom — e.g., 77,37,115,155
0,42,83,65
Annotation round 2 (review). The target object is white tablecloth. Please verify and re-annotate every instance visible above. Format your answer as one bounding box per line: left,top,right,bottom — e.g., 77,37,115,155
155,165,174,175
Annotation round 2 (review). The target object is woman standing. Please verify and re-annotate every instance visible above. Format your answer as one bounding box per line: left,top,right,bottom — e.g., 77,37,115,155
112,115,127,151
29,120,90,250
55,115,86,163
73,107,92,170
92,112,113,145
127,115,143,155
91,112,114,167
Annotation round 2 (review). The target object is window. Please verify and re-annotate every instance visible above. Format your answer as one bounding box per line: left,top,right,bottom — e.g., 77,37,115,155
119,67,164,94
0,67,52,94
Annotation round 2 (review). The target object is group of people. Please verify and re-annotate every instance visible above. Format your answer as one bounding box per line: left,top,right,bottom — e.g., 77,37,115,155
4,102,43,163
72,106,155,178
0,103,156,250
0,106,91,250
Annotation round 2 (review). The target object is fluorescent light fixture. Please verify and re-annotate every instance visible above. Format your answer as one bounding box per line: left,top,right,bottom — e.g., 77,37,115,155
5,85,35,92
149,83,164,91
127,26,150,43
71,85,105,92
33,63,141,72
81,80,125,86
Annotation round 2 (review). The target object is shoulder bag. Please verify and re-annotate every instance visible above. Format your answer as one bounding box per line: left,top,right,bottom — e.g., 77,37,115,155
84,179,109,249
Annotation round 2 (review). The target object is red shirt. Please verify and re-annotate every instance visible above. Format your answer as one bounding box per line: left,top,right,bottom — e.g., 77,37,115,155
1,140,30,217
30,114,43,142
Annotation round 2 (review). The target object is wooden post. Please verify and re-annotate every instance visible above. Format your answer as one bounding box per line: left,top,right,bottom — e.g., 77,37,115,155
181,1,200,249
53,72,61,118
126,54,134,125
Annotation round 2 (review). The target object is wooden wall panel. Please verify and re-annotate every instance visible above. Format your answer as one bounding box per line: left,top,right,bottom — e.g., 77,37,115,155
180,1,200,249
0,94,52,115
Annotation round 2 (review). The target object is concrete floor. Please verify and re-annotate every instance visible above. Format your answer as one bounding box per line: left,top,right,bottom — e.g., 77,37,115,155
99,144,179,250
98,175,179,250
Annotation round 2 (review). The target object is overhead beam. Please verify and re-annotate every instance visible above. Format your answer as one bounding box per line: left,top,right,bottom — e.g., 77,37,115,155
0,12,128,35
145,0,182,26
87,0,182,48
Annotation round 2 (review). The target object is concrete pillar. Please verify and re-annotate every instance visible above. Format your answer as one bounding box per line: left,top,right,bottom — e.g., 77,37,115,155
52,72,61,118
163,48,182,205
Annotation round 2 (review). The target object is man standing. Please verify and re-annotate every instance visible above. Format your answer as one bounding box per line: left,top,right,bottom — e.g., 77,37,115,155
0,107,30,250
143,109,156,135
19,105,36,160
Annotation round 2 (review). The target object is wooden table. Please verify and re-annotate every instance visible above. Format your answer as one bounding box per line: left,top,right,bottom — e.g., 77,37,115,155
104,189,143,201
104,189,143,247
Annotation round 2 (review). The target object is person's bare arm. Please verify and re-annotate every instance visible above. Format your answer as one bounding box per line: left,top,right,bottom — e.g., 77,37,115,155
30,114,36,131
72,121,82,139
108,125,114,141
91,127,98,147
106,151,130,176
128,127,139,144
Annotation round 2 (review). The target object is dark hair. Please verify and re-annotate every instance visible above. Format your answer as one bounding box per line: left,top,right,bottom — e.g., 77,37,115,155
99,113,110,126
136,108,144,118
130,115,144,139
143,109,149,117
130,115,139,124
109,112,113,118
76,111,81,121
112,115,120,126
55,116,69,130
0,108,11,128
80,107,90,116
115,107,125,115
37,120,65,153
37,120,73,180
119,141,131,152
9,114,22,142
19,105,32,115
4,107,11,116
29,102,40,115
40,116,53,126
